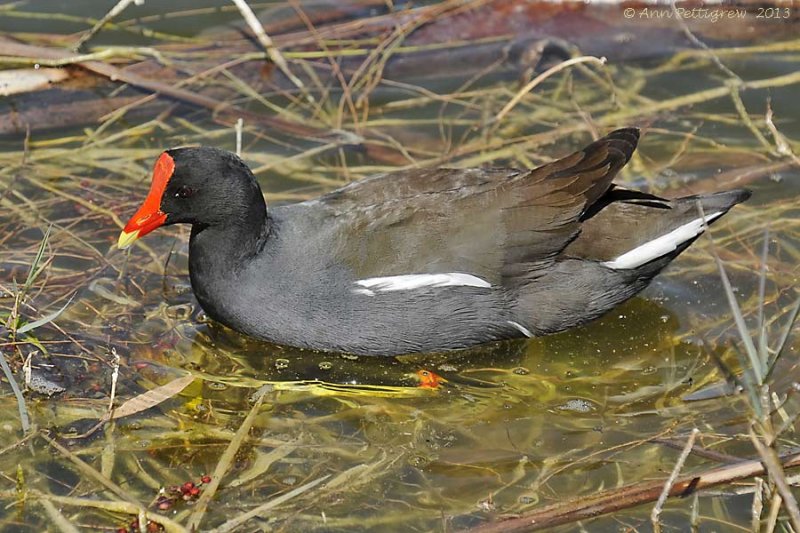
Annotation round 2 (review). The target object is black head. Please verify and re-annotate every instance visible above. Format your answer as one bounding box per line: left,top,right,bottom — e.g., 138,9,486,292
118,147,266,249
161,147,264,226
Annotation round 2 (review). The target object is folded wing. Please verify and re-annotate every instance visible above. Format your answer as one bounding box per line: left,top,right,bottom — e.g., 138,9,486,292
316,128,640,284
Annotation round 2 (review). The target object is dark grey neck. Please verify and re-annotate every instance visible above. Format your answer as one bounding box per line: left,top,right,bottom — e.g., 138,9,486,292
188,196,271,289
186,196,273,329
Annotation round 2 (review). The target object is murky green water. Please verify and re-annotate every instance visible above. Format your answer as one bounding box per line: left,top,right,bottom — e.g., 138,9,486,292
1,2,799,531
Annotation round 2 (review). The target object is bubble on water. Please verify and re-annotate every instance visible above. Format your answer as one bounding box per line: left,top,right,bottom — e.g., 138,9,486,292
408,455,430,468
556,398,596,413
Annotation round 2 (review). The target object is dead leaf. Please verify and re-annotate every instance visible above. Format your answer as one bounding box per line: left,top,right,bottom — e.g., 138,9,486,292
0,68,69,96
109,374,195,420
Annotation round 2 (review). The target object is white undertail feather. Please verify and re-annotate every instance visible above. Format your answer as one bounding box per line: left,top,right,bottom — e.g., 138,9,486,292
354,273,491,295
602,211,724,270
508,320,533,338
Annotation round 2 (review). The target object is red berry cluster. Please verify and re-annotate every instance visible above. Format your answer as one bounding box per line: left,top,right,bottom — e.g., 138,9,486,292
161,475,213,509
116,475,212,531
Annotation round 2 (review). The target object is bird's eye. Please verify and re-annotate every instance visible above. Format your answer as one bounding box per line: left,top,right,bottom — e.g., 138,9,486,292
175,186,193,199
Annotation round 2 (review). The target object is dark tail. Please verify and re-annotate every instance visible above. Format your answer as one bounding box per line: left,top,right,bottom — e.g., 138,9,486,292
517,187,751,335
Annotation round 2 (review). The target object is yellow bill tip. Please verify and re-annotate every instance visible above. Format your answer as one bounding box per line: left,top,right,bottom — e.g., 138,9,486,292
117,230,140,250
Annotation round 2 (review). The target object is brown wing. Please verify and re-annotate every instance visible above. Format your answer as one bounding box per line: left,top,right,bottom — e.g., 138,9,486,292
316,128,640,283
499,128,639,278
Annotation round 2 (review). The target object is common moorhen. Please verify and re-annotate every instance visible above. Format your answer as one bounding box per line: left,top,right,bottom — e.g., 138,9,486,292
119,128,750,356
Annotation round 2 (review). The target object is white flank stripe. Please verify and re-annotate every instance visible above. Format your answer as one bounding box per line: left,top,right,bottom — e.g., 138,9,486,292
508,320,533,338
354,273,491,295
602,212,724,270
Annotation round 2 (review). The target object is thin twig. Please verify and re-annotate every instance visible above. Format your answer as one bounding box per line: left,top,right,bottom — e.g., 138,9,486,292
42,433,140,506
651,428,699,532
690,492,700,533
765,98,800,166
653,437,741,465
27,491,186,533
108,347,119,412
749,427,800,532
493,55,606,124
765,491,782,533
210,474,331,533
757,228,770,366
669,0,742,82
230,0,312,102
39,498,81,533
73,0,144,51
768,296,800,376
752,477,764,532
599,69,800,126
0,428,39,456
729,87,774,153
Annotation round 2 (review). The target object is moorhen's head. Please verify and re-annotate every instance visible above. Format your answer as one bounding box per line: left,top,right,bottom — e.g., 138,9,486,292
118,147,263,249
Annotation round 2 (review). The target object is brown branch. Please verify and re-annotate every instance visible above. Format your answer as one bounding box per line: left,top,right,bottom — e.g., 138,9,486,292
0,41,412,165
749,428,800,531
465,449,800,533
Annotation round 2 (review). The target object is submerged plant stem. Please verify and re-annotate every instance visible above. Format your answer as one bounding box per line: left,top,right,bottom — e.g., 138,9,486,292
0,351,29,433
186,384,273,530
